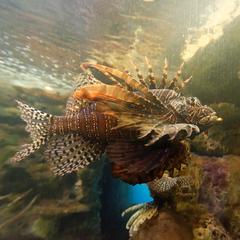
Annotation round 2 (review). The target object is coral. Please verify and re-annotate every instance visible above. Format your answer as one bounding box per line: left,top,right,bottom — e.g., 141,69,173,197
228,209,240,239
199,158,229,215
191,132,225,157
193,214,231,240
190,155,240,239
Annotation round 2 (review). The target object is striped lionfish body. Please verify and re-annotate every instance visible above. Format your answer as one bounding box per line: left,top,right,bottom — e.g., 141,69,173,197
51,106,118,142
11,58,222,183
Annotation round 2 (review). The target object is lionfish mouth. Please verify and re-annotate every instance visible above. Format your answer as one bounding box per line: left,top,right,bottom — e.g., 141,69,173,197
199,112,223,125
210,115,223,123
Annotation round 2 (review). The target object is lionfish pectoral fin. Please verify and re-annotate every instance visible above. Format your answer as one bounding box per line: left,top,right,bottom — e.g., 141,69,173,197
170,124,199,139
10,101,52,163
148,175,193,197
144,123,200,146
148,176,178,193
176,176,192,190
122,202,158,237
107,140,166,184
44,133,104,176
121,203,147,217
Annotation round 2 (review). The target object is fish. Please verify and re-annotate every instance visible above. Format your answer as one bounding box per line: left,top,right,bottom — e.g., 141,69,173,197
10,59,222,184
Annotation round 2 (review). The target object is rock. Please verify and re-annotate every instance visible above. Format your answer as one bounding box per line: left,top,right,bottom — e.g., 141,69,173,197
191,154,240,239
131,210,193,240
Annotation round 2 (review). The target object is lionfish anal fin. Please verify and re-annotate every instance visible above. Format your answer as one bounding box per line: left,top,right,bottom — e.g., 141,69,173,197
45,133,104,176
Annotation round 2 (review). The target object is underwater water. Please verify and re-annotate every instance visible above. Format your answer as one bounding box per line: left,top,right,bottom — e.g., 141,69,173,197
0,0,240,239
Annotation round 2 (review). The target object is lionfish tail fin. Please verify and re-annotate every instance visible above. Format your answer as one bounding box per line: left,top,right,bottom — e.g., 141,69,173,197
10,100,53,163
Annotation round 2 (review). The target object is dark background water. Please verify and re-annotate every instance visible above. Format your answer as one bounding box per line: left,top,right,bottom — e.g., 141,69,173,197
0,0,240,239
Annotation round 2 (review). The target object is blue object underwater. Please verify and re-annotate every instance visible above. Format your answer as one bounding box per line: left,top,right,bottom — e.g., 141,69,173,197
127,183,153,204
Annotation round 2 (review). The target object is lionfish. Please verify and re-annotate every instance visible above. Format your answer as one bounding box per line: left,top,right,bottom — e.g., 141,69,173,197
11,58,222,184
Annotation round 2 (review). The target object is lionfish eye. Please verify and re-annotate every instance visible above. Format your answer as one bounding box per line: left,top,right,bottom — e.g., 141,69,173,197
188,97,201,106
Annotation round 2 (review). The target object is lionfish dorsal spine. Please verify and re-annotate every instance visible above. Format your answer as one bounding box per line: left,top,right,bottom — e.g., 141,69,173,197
81,63,167,111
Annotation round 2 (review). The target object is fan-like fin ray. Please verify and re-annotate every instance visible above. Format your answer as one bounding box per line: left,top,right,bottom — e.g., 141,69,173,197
145,56,156,89
160,58,168,88
107,140,166,184
72,84,164,114
141,123,200,146
81,63,166,110
65,72,101,115
45,133,104,176
130,60,148,87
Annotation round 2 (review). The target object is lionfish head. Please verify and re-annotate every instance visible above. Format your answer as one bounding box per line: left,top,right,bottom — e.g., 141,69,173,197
185,97,223,129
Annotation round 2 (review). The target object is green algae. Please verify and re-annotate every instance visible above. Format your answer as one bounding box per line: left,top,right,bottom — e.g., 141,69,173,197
31,217,59,240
